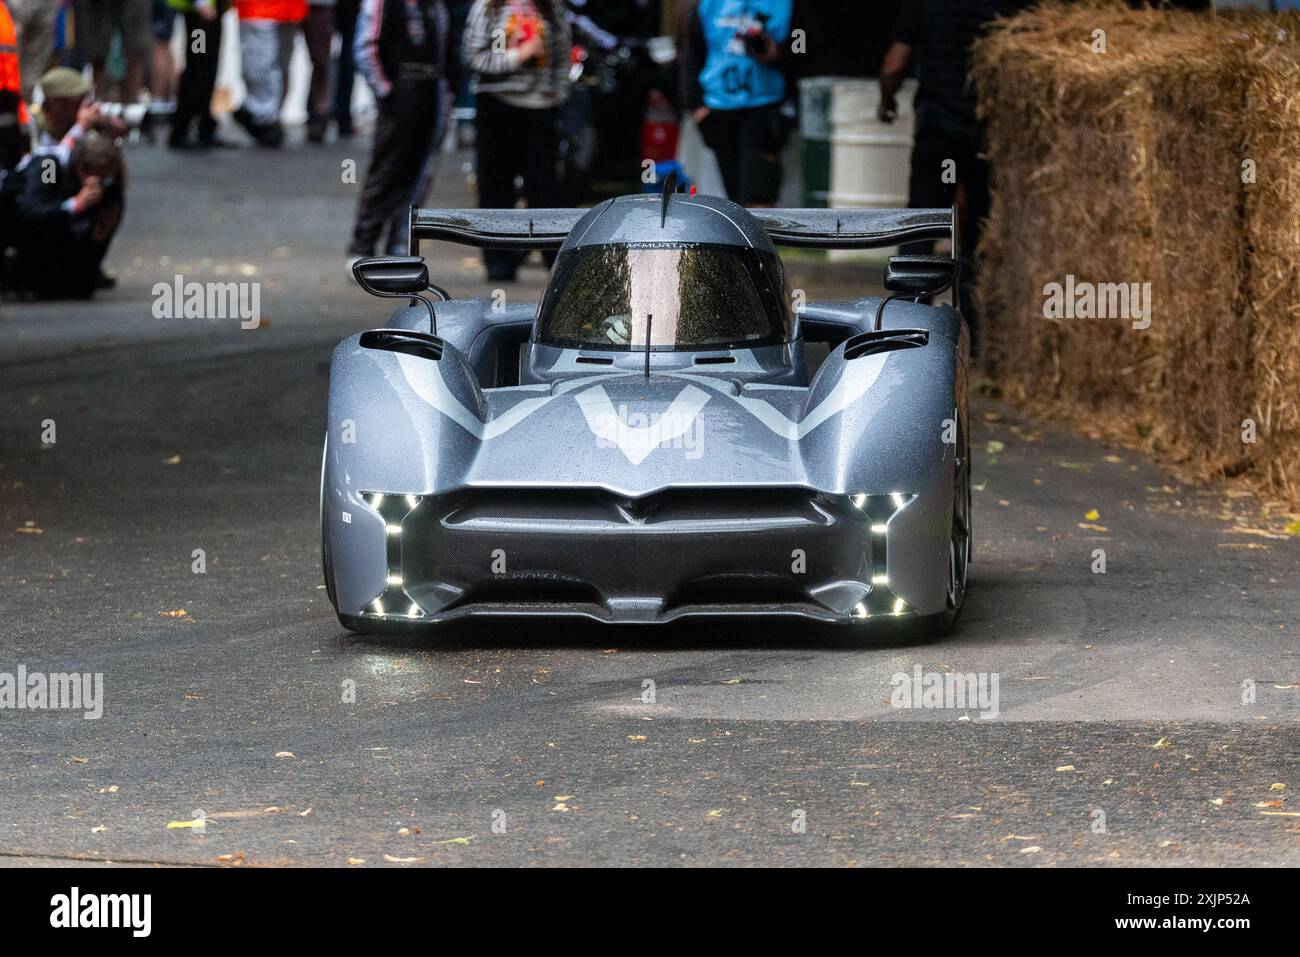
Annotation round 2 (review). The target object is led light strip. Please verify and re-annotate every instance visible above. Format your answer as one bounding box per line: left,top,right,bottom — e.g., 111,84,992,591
361,492,423,619
849,492,916,618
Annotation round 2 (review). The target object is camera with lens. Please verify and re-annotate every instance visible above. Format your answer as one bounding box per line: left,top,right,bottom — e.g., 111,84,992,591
740,13,772,57
95,101,150,131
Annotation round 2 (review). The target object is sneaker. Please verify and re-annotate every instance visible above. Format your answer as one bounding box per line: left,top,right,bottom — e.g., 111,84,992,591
306,114,328,144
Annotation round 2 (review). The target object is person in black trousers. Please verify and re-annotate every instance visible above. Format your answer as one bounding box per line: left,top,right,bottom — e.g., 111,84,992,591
878,0,1028,349
333,0,358,137
461,0,569,281
348,0,460,259
169,0,226,148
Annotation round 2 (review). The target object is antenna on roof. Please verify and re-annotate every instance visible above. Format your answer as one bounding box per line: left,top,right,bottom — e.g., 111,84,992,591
644,314,653,379
659,169,678,227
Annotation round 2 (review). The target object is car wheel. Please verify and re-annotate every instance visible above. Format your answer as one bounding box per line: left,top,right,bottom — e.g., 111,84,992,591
936,420,972,630
320,437,338,611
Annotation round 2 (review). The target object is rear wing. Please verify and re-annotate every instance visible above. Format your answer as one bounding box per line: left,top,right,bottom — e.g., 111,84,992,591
407,203,958,303
751,207,954,250
409,207,585,252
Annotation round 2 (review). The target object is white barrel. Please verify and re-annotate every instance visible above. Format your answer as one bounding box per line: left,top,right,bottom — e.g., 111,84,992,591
828,78,917,208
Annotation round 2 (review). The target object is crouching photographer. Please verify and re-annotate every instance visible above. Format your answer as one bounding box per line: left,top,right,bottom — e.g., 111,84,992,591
4,135,125,298
1,66,131,295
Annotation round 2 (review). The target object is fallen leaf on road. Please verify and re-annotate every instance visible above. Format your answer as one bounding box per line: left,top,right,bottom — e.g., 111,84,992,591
68,757,89,765
1284,520,1300,535
627,734,647,741
1259,811,1300,817
298,808,313,817
1254,801,1284,809
1077,522,1108,532
216,852,246,865
1271,783,1287,791
1210,798,1225,807
721,677,742,684
275,751,295,759
16,522,43,534
1152,738,1173,749
159,609,188,618
397,826,421,836
383,854,424,863
1019,846,1042,854
552,803,572,812
91,825,106,833
348,857,365,865
706,809,723,817
163,454,181,465
1084,508,1100,521
986,440,1005,454
1055,765,1076,772
432,836,473,845
166,819,205,829
98,785,118,793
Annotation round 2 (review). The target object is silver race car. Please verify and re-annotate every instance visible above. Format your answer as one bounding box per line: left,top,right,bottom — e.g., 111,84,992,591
322,185,969,633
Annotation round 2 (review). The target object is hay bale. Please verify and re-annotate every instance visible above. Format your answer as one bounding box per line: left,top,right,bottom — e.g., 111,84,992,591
972,2,1300,502
1241,29,1300,499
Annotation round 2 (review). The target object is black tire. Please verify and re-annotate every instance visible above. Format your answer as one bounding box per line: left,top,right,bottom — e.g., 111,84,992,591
935,418,972,631
320,438,338,611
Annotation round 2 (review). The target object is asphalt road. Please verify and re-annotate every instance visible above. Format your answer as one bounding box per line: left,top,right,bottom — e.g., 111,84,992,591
1,136,1298,867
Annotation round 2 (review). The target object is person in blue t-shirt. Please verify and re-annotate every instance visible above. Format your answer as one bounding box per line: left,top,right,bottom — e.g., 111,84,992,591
679,0,791,206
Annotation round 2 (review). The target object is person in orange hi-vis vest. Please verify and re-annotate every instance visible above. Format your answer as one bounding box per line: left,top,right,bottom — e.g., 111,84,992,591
0,0,29,170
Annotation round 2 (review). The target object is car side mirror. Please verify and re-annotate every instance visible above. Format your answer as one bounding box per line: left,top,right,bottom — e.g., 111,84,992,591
884,254,958,298
352,256,441,334
352,256,430,297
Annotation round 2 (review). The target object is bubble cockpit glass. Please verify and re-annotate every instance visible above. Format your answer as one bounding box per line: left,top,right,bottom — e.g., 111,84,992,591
535,242,791,352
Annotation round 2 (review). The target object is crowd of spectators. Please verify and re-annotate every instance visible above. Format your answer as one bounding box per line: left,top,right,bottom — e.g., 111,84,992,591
0,0,1012,316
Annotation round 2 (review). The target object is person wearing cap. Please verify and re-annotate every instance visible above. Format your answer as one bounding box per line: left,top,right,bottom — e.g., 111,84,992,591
14,66,128,291
29,66,126,166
